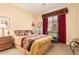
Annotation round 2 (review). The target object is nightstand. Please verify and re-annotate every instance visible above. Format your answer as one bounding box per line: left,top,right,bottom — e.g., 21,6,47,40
0,36,14,51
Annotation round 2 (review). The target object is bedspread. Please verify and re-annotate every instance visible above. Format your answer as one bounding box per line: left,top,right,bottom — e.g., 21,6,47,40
14,34,53,55
21,35,47,51
30,35,52,54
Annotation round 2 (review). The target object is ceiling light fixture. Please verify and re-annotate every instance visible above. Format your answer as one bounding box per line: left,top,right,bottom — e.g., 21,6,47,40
41,3,47,6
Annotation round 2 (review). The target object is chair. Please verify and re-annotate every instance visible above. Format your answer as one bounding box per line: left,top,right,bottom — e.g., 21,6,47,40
70,38,79,55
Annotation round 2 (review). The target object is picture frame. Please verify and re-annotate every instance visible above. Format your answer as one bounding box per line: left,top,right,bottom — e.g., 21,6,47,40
0,16,10,29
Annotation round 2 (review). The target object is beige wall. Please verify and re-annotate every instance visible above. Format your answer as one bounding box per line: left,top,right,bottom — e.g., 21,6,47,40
0,4,37,36
77,4,79,36
37,4,79,45
66,4,79,45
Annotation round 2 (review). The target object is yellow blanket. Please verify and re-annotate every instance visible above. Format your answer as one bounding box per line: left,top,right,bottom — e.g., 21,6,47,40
30,35,52,55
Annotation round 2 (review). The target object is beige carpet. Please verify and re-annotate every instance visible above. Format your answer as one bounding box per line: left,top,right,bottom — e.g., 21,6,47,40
0,43,79,55
45,43,73,55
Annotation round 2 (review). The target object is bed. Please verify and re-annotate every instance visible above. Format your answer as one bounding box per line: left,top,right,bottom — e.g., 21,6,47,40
14,30,53,55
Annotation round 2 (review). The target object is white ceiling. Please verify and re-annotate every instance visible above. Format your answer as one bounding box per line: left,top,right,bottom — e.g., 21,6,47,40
13,3,67,15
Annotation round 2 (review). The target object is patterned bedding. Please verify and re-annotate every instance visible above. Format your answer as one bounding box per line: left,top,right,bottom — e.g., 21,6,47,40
14,30,53,54
21,35,47,51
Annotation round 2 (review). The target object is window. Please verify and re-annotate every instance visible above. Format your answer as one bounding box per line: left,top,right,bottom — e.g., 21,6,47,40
48,16,58,33
0,16,10,36
48,16,58,43
48,16,53,33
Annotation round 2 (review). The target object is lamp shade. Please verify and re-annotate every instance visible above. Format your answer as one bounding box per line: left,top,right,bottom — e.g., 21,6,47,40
38,22,42,27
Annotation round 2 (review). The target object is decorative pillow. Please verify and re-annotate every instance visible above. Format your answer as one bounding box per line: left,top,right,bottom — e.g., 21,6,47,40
14,30,33,36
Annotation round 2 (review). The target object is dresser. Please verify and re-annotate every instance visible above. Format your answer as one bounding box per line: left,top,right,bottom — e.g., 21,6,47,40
0,36,13,51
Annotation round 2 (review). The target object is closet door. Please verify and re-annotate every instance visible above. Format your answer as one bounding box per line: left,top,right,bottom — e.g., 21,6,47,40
58,14,66,44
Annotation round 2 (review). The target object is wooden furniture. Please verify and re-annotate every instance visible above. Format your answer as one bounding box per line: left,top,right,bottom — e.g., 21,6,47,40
0,36,13,51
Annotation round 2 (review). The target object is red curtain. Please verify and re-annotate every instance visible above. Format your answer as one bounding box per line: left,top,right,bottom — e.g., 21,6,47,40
58,14,66,44
43,17,48,34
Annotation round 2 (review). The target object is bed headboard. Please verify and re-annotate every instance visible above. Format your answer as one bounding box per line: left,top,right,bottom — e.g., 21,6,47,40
14,30,33,36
